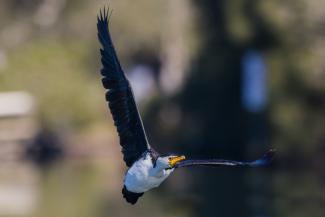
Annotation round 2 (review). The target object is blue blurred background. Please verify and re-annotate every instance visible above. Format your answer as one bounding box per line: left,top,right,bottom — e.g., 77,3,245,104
0,0,324,217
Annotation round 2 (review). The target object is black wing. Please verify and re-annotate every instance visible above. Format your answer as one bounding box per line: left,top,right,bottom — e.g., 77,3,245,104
175,150,275,168
97,8,150,167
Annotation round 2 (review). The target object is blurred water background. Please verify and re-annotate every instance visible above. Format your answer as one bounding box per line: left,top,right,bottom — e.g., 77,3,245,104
0,0,324,217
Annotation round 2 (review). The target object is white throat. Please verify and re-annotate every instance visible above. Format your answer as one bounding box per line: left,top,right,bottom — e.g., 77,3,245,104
124,153,174,193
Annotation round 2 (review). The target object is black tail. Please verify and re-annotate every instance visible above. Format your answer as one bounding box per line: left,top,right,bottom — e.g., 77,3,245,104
122,186,144,205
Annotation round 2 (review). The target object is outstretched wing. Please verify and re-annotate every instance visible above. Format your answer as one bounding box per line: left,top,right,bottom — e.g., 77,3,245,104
97,8,150,167
175,150,275,168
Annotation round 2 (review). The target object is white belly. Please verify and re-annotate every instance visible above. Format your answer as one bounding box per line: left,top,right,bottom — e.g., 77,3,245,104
123,155,174,193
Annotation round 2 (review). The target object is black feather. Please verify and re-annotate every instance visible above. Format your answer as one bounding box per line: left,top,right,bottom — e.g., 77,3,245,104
97,8,151,167
175,150,275,168
122,186,144,205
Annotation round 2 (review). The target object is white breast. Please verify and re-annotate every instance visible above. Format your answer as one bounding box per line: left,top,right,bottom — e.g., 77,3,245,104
123,153,174,193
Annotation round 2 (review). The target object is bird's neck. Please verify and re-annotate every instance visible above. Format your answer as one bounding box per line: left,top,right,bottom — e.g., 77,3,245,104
150,165,165,178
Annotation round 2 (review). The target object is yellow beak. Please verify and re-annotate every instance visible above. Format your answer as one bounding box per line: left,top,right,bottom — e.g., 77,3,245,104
169,155,186,167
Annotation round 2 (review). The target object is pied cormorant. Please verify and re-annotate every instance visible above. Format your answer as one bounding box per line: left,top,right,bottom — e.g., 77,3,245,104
96,8,275,204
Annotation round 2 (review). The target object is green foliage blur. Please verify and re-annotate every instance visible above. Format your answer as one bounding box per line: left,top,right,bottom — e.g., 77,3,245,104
0,0,172,130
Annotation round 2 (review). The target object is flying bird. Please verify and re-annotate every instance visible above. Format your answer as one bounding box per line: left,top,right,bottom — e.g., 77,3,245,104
97,8,275,205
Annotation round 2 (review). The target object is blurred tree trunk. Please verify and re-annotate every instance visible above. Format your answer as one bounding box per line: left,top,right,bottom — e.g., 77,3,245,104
151,1,277,216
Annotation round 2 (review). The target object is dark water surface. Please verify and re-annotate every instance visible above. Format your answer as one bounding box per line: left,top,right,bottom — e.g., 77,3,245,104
22,161,323,217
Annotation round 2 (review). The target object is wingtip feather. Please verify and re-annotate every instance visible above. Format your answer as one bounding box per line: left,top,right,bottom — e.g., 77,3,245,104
98,6,111,23
251,149,276,166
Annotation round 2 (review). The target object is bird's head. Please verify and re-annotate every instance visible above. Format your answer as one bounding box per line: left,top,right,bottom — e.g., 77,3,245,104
155,155,186,170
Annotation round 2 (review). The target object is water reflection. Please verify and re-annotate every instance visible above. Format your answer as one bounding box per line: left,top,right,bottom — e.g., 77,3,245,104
272,170,325,217
0,153,323,217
